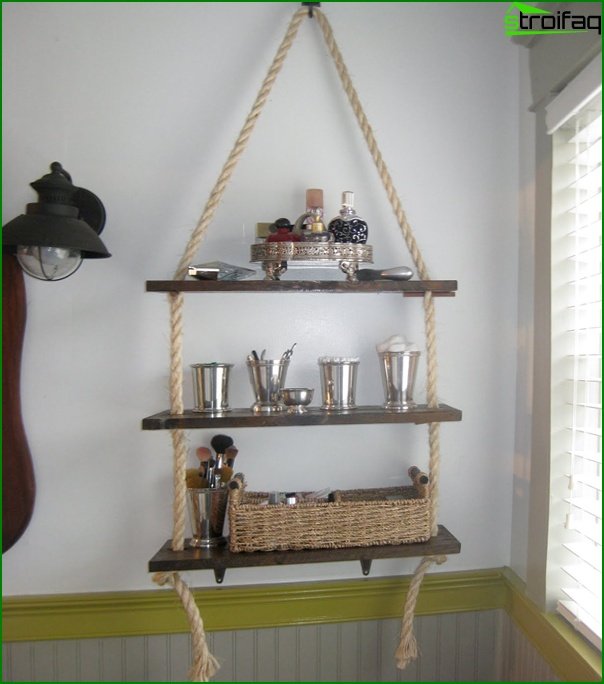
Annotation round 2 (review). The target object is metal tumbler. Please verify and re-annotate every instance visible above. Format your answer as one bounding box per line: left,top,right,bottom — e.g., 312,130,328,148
191,362,233,413
319,358,359,411
378,350,420,411
186,487,228,548
246,358,290,413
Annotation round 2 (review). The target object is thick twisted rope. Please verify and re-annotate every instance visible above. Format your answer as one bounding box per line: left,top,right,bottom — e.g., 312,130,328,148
169,292,187,550
173,7,307,282
167,6,307,550
161,7,446,679
314,9,430,282
424,290,440,534
395,554,447,669
153,572,220,681
161,10,309,680
314,8,441,533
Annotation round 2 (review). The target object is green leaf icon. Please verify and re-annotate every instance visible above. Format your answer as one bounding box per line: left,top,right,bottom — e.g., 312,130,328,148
507,2,551,15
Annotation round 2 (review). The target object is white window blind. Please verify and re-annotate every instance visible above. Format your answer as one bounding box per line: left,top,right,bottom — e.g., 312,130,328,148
550,85,601,651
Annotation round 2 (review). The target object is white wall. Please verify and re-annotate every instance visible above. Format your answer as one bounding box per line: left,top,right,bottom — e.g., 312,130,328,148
2,2,520,594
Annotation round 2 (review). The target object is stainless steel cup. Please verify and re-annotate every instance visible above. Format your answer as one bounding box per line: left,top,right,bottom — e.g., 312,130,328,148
319,359,359,411
191,363,233,413
246,359,290,413
186,487,228,548
378,350,420,411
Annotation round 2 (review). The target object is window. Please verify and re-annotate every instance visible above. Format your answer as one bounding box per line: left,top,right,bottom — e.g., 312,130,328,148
548,62,601,651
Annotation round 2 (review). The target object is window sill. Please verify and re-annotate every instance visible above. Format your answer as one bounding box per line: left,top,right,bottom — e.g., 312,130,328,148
503,567,602,681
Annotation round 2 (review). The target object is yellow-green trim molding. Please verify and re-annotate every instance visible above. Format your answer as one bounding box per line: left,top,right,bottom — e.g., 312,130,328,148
501,567,601,682
3,567,601,681
2,568,505,640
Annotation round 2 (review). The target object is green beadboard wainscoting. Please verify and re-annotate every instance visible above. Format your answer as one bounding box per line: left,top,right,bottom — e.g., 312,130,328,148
2,567,601,682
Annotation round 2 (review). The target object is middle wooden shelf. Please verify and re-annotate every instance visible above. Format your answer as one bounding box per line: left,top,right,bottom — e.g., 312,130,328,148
142,403,462,430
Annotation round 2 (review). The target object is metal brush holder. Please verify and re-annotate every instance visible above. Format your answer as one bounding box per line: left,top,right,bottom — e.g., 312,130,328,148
378,350,420,411
246,358,290,413
191,362,233,414
319,358,359,411
186,487,228,548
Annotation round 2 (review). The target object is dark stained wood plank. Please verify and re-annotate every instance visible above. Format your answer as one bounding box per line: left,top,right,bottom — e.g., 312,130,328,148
3,254,36,552
148,525,460,573
145,279,457,296
142,404,462,430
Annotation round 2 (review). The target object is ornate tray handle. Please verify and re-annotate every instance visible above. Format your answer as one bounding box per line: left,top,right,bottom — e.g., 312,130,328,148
250,242,373,281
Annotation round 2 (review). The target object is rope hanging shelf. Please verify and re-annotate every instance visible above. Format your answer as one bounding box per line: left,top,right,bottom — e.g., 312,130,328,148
146,6,461,681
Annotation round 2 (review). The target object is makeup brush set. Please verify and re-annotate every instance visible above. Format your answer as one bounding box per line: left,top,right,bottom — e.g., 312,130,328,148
185,434,245,549
185,434,239,490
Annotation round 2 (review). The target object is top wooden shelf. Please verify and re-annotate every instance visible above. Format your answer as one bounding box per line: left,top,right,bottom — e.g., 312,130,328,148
146,279,457,296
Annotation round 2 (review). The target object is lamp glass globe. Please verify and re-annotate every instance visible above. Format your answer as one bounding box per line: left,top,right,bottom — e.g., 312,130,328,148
16,245,83,281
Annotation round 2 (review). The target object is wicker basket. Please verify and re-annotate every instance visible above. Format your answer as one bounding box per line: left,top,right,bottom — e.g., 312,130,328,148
228,468,431,553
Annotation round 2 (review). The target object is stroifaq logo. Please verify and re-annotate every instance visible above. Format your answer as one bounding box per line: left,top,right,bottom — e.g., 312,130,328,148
505,2,602,37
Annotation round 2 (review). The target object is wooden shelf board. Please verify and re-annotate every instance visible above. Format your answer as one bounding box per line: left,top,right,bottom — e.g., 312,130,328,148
148,525,460,573
146,279,457,296
142,404,462,430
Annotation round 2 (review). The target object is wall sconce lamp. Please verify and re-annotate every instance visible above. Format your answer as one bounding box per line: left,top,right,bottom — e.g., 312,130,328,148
3,162,111,552
2,161,111,280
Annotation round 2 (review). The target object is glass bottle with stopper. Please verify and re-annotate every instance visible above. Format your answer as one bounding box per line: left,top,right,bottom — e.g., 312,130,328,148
294,188,333,243
328,191,369,244
266,217,300,242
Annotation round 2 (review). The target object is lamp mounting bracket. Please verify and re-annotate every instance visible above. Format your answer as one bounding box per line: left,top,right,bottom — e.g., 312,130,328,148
51,162,106,236
73,187,106,236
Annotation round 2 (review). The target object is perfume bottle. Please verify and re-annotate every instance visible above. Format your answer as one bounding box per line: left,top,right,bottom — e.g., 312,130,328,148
303,188,324,227
266,217,301,242
302,211,333,243
328,191,369,244
294,188,333,242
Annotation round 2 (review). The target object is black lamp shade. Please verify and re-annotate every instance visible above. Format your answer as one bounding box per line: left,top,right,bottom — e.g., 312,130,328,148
2,162,111,259
3,212,110,258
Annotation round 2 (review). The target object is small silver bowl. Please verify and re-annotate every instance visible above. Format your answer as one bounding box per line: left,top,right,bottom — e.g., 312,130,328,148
280,388,314,414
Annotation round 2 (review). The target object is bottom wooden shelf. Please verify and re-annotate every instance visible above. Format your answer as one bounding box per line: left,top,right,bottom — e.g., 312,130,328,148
148,525,460,583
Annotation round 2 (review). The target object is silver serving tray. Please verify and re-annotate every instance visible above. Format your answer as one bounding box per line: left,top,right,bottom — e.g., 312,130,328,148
250,242,373,281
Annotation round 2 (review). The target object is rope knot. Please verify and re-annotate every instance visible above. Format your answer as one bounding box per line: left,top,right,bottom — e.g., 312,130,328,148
152,571,176,588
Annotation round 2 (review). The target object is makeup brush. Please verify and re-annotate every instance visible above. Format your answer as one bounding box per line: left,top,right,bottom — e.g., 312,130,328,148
207,458,217,488
196,446,212,480
218,445,238,484
186,446,212,488
211,434,234,456
356,266,413,281
210,434,234,484
186,468,207,488
225,445,238,468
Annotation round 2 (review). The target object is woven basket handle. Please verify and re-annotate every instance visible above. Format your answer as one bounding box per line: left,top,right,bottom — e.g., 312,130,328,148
227,473,246,503
408,466,429,499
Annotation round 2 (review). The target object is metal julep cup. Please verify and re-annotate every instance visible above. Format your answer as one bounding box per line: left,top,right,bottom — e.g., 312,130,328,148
319,358,360,411
186,487,228,548
246,358,290,413
378,350,420,411
191,362,233,413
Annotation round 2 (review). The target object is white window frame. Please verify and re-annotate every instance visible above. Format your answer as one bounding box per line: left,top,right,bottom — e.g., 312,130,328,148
546,55,602,651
